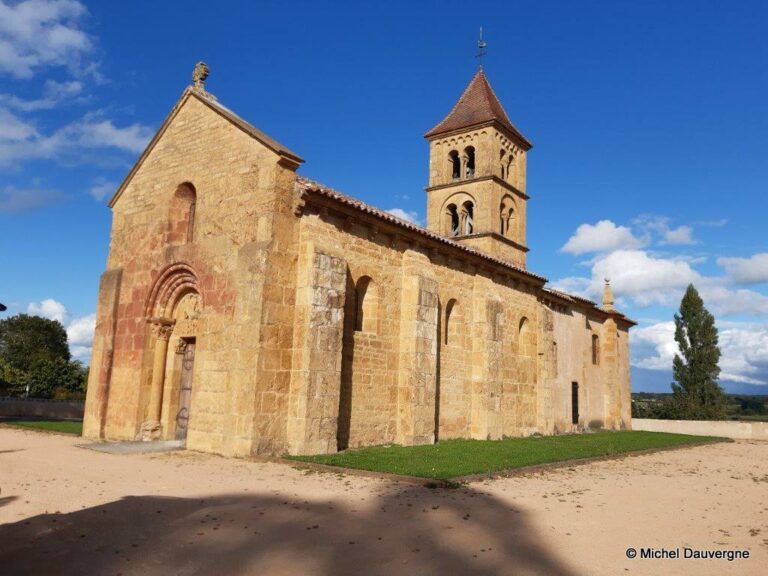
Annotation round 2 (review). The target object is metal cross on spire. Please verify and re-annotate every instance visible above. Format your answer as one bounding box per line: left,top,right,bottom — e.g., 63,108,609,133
476,27,487,68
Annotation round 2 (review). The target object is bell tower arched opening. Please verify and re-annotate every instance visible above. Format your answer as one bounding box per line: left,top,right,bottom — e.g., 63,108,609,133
424,68,533,268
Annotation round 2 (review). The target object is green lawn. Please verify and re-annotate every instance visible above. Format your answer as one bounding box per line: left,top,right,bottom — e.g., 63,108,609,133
287,431,725,480
3,420,83,435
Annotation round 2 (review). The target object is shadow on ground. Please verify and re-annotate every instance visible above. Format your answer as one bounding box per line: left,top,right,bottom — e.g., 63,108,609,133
0,483,578,576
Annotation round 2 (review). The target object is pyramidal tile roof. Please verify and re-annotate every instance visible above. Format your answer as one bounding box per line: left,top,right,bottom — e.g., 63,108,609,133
424,68,532,149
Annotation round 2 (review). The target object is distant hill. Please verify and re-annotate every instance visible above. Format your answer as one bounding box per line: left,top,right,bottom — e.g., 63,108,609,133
631,367,768,395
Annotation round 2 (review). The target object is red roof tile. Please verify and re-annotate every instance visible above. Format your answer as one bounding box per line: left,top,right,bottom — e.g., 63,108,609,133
295,175,546,282
424,69,532,148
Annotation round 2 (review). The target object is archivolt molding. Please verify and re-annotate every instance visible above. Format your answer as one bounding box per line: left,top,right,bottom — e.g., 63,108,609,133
441,191,476,212
145,262,201,319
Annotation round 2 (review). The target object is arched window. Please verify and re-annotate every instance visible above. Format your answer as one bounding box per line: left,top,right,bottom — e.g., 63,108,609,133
169,182,197,245
505,152,513,182
592,334,600,365
519,316,534,357
500,196,515,237
464,146,475,178
499,149,506,179
445,204,460,237
461,201,474,235
354,276,378,333
444,298,457,345
449,150,460,181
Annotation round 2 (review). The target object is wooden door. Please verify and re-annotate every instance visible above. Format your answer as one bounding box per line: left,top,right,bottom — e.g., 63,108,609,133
175,340,195,441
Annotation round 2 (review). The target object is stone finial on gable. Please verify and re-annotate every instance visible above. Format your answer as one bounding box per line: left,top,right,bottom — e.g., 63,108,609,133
602,277,615,311
191,61,217,100
192,61,209,89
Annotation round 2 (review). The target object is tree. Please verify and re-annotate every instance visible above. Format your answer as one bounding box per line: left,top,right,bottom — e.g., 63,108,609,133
0,314,86,398
670,284,726,420
0,314,70,373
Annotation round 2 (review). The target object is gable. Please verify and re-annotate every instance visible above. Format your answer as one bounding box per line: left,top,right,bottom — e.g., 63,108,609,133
108,88,303,208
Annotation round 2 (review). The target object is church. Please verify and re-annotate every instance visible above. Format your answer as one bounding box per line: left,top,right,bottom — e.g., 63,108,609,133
83,62,634,457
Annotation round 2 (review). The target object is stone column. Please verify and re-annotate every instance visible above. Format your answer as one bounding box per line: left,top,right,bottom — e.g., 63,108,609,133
82,268,122,439
142,319,174,440
396,250,439,446
286,244,348,455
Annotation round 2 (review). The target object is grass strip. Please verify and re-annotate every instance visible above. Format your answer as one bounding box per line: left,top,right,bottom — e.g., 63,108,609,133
287,431,725,480
4,420,83,435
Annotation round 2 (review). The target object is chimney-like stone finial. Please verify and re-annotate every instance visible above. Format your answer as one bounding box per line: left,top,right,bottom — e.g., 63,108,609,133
602,277,615,311
192,61,210,91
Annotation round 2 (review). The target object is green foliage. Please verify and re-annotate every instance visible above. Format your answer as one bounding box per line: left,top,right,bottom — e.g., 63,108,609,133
0,314,87,399
288,431,725,480
670,284,726,420
4,420,83,435
631,395,677,419
633,393,768,422
739,397,767,415
0,314,70,371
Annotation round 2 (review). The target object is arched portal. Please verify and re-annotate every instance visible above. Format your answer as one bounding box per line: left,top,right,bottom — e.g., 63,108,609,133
141,263,202,442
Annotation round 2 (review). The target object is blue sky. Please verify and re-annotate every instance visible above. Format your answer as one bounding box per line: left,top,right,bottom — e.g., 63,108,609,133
1,1,767,391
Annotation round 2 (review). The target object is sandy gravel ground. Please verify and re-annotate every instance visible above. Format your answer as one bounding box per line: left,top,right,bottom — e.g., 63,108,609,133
0,428,766,576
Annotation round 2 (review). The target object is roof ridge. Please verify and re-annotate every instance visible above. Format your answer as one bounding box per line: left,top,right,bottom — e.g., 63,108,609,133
295,175,546,283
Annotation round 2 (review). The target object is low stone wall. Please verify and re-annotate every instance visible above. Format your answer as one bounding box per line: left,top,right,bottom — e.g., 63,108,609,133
0,397,84,420
633,418,768,441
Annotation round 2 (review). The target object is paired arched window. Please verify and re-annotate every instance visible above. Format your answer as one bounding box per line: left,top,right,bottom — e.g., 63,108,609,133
449,150,461,181
461,201,474,235
448,147,477,181
169,182,197,245
592,334,600,365
499,149,506,179
445,204,460,237
500,196,515,237
443,195,475,237
464,146,475,178
354,276,379,333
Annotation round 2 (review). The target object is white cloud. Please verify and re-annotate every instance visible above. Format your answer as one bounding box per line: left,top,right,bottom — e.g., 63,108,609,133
719,327,768,383
560,220,645,255
386,207,420,225
26,298,95,361
592,249,699,307
633,215,695,246
0,0,93,79
661,225,694,245
0,184,61,212
65,115,152,153
631,321,677,370
89,177,116,201
631,320,768,384
0,111,152,167
697,283,768,317
549,276,591,298
0,79,83,111
66,313,95,361
696,218,728,228
717,253,768,285
27,298,67,322
66,313,94,345
0,106,36,141
553,248,768,315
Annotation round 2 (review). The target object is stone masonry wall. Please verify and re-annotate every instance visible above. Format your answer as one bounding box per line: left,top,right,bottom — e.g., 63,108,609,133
292,198,627,454
86,89,632,458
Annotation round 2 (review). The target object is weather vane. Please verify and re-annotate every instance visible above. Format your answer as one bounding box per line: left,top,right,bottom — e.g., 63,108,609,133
476,27,487,67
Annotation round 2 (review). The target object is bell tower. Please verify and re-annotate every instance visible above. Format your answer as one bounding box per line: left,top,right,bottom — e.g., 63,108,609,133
424,68,532,268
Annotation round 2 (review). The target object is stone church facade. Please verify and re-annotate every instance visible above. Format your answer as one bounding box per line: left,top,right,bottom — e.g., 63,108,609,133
83,64,634,457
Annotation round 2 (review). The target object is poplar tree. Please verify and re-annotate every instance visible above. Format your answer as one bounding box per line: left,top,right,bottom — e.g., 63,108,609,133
671,284,726,420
